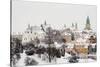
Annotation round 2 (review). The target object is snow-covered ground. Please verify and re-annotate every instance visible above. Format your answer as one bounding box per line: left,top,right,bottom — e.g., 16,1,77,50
14,52,96,67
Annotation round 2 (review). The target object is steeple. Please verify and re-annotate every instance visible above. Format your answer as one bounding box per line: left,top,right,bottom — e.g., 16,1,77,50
72,23,74,28
64,24,66,29
28,24,31,29
86,16,90,24
44,20,47,26
84,16,91,30
75,23,78,30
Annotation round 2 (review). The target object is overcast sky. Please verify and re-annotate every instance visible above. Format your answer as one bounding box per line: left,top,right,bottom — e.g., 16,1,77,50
12,0,97,33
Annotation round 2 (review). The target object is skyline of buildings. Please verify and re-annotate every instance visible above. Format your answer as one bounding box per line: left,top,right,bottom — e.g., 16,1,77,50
12,16,96,35
12,1,96,33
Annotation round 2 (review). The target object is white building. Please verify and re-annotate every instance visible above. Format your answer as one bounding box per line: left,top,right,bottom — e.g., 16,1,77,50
22,24,45,45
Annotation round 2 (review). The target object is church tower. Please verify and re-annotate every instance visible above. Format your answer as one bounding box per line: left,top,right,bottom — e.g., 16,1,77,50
72,23,74,28
84,16,91,30
28,24,31,29
75,23,78,30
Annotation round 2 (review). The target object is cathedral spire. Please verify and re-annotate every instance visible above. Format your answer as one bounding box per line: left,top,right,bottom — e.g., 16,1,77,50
28,24,31,29
44,20,47,25
64,24,66,29
72,23,74,28
84,16,91,30
75,23,78,30
86,16,90,24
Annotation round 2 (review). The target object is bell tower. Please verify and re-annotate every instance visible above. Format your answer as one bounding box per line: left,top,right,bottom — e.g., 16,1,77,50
84,16,91,30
